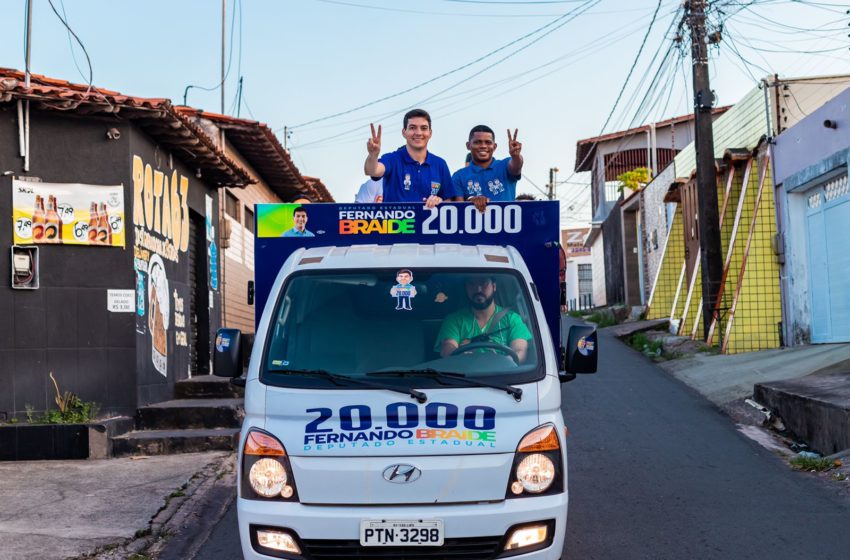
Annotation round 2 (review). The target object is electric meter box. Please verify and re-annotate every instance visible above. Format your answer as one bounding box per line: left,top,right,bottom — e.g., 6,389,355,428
11,245,39,290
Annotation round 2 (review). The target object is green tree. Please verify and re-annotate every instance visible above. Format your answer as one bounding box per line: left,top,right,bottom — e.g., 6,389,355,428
617,167,651,193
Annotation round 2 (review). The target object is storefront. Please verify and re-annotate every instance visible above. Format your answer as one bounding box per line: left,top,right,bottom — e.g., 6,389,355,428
0,70,251,418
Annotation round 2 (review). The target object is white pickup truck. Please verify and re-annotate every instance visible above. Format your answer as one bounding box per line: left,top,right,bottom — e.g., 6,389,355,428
214,242,597,560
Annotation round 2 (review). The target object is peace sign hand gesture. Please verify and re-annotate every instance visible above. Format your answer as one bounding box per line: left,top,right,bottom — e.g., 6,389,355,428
367,123,382,156
507,128,522,159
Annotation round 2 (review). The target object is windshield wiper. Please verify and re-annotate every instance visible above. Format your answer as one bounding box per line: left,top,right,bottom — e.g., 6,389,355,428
367,369,523,402
271,368,427,403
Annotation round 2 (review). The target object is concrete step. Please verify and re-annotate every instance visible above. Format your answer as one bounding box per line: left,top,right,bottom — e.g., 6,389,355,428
754,371,850,455
174,375,244,400
110,428,240,457
136,398,244,430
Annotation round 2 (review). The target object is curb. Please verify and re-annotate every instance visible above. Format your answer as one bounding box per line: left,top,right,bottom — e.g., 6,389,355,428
74,453,236,560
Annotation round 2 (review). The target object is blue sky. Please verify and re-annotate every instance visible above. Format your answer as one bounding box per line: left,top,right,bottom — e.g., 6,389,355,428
2,0,848,225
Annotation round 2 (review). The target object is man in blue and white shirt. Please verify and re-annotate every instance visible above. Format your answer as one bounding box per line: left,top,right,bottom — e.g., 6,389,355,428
452,125,524,213
364,109,460,207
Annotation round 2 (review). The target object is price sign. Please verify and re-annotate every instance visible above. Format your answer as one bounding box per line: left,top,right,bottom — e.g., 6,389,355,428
110,215,124,234
107,289,135,313
57,203,75,223
15,217,32,239
73,221,90,241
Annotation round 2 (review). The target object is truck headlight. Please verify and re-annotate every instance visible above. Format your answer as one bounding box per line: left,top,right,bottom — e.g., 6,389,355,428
242,429,299,501
515,454,556,493
249,458,288,498
506,424,563,499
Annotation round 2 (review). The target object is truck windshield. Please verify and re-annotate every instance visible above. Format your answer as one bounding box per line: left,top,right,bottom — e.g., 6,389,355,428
261,268,543,388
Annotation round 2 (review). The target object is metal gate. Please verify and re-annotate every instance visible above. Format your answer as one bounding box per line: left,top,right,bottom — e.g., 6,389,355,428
806,173,850,343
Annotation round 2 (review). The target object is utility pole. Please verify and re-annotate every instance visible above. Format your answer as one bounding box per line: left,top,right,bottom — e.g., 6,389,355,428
221,0,226,114
547,167,559,200
686,0,723,338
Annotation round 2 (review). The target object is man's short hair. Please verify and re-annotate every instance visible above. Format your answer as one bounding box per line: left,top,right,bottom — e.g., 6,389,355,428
397,269,413,278
293,206,308,216
403,109,431,130
515,194,536,201
468,125,495,141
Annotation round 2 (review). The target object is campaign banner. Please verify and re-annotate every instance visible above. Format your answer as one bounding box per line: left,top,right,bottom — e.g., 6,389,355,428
12,180,125,247
255,201,561,346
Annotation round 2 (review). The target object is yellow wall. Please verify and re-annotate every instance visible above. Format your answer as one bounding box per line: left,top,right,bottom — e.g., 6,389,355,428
647,205,685,321
721,156,782,353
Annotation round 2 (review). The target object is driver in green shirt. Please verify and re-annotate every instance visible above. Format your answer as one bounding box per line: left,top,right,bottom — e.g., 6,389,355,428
435,275,532,363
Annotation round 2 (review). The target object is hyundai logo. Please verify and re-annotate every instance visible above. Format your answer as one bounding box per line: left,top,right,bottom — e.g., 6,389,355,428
382,464,421,483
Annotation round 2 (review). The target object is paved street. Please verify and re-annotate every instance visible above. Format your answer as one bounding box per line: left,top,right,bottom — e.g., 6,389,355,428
193,332,850,559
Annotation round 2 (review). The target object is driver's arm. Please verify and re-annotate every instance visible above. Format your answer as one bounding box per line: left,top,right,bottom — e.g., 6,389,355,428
440,339,460,358
510,338,529,364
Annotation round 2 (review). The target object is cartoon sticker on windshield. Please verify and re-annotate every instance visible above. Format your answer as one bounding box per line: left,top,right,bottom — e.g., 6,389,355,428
390,269,417,311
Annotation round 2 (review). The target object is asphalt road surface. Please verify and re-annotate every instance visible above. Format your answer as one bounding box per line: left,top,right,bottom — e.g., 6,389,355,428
195,331,850,559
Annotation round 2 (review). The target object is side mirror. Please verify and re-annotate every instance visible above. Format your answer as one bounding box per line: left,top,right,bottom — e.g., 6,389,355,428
213,328,243,378
559,325,598,382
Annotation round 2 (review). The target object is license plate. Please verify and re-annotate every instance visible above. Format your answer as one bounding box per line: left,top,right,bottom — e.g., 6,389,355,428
360,519,444,546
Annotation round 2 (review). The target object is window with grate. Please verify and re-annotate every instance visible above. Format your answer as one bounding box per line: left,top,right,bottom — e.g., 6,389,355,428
225,192,240,222
578,263,593,296
244,207,255,233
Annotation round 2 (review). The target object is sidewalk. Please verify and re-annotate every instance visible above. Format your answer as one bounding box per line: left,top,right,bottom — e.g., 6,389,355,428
0,451,234,560
607,320,850,456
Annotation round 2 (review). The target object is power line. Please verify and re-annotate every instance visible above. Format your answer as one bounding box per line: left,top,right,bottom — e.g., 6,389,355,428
443,0,584,3
294,2,671,138
287,0,597,130
313,0,569,17
559,1,681,188
291,0,600,149
45,0,95,110
182,0,239,107
58,0,87,82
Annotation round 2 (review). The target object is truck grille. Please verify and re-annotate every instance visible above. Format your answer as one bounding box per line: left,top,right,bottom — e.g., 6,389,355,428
301,536,503,559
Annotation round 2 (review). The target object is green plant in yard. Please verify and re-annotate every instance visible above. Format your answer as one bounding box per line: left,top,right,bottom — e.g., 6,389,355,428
24,374,100,425
628,332,664,357
586,312,617,328
789,455,837,472
568,310,584,318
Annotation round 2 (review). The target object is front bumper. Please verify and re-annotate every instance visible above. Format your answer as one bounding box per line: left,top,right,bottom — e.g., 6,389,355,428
238,492,568,559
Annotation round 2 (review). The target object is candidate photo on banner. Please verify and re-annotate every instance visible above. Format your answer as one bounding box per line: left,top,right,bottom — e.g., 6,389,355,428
257,203,323,238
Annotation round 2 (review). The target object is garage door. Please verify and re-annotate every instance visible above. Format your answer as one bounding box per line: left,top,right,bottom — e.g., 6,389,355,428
806,173,850,343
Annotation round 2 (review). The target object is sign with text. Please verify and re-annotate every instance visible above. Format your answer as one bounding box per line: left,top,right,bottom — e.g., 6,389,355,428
561,227,591,257
255,202,561,345
107,289,135,313
12,180,125,247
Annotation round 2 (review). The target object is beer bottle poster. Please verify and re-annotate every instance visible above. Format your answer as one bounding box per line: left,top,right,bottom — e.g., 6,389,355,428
12,180,126,247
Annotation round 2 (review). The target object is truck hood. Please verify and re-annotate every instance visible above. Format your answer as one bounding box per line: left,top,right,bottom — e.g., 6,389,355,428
263,383,539,458
262,383,540,505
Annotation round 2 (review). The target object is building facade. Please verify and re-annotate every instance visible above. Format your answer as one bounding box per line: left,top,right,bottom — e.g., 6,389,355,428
0,69,254,418
773,86,850,345
644,76,850,353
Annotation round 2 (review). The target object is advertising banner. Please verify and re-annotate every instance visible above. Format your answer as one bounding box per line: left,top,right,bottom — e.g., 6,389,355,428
131,154,194,380
562,227,591,257
255,201,561,345
12,179,125,247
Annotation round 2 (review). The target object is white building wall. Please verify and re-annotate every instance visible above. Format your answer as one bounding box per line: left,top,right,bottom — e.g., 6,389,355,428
566,254,594,305
590,233,607,307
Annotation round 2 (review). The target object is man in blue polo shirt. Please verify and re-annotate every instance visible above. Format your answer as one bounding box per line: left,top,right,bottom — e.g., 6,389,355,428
364,108,460,207
453,125,524,213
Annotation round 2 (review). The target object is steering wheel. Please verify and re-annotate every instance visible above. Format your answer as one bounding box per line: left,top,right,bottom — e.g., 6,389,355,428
451,341,519,362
